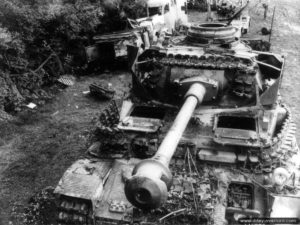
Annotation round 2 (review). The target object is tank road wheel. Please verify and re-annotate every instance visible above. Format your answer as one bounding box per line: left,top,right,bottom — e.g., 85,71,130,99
57,196,93,225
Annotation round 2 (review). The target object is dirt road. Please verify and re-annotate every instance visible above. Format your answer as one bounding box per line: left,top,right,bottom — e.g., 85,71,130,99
1,0,300,224
0,73,130,224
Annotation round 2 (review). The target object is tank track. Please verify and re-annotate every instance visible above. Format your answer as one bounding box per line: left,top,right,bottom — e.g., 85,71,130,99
271,105,298,162
95,100,120,134
159,54,255,73
92,100,162,158
57,197,92,225
139,51,258,94
139,49,255,72
140,51,257,100
231,68,256,98
262,104,298,172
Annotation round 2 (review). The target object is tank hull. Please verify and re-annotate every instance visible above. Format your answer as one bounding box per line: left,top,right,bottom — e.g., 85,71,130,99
55,28,300,224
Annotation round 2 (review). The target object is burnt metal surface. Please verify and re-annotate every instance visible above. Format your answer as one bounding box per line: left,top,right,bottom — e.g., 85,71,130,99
54,159,112,200
93,30,139,44
54,23,300,225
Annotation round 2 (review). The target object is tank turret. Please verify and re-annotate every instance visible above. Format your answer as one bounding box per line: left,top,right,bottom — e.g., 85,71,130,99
54,23,300,225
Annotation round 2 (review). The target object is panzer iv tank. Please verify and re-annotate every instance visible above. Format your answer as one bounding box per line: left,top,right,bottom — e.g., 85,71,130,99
54,23,300,225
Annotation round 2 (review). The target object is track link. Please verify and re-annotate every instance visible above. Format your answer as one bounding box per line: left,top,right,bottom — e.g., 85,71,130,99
268,105,299,169
57,196,92,225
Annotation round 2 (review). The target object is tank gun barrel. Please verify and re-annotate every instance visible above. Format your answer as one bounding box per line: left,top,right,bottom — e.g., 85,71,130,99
125,83,206,210
154,83,206,166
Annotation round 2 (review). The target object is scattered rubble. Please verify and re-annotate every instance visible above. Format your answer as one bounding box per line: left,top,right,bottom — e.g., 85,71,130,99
26,103,37,109
57,75,75,87
89,83,115,100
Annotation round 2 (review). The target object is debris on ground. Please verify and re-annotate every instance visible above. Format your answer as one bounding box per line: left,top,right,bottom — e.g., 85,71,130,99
0,110,15,121
26,103,37,109
82,90,90,95
57,75,75,87
89,83,115,100
261,27,271,35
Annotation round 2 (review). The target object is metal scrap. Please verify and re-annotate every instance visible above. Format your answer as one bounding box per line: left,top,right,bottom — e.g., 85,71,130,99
89,83,115,100
57,75,75,86
158,208,187,222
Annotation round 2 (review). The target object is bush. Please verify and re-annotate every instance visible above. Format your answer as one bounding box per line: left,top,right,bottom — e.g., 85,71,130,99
0,0,104,112
0,0,147,112
0,0,104,70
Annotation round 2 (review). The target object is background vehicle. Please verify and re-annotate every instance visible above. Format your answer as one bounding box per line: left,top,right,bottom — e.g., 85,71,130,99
138,0,188,33
215,0,250,37
228,12,250,37
84,0,189,69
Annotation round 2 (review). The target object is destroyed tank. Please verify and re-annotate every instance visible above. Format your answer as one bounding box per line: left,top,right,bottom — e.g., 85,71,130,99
54,23,300,225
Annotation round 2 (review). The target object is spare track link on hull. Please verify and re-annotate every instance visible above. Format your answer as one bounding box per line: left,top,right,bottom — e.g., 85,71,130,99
96,100,120,134
57,196,92,225
159,55,255,72
139,51,256,75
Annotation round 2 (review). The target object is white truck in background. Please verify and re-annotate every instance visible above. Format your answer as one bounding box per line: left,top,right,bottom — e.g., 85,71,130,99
136,0,188,35
230,13,250,35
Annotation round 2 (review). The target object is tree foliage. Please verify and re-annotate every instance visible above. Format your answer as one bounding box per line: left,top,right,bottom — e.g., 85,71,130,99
100,0,147,32
0,0,147,112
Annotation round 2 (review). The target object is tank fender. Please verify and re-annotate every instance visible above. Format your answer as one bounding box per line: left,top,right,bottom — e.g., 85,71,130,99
54,159,113,201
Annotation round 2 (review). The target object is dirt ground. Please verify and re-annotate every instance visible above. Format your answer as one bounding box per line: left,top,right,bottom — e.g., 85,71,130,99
0,73,130,225
1,0,300,224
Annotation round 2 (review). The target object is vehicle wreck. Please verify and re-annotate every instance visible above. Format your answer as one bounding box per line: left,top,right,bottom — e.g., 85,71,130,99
54,22,300,225
85,0,189,69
